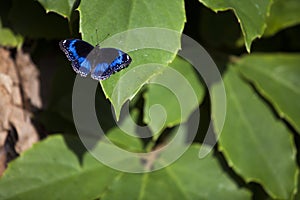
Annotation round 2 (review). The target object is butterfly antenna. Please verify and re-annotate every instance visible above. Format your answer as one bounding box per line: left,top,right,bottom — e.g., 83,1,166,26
95,30,111,47
95,29,99,45
103,33,110,41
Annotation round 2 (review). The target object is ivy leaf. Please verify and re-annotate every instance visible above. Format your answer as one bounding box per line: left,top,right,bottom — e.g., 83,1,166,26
0,134,251,199
264,0,300,36
0,19,23,48
198,0,272,52
238,53,300,134
212,67,298,199
143,56,205,138
78,0,186,119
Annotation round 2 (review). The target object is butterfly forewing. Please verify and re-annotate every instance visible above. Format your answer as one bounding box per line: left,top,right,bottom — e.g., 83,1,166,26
59,39,94,76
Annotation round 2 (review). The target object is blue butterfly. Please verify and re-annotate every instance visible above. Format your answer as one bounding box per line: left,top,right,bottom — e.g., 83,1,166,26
59,39,132,80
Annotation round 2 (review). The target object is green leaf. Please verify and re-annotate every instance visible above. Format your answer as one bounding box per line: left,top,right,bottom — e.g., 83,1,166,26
295,173,300,200
198,0,272,52
237,53,300,134
106,127,144,153
0,135,119,200
0,135,251,199
78,0,186,119
79,0,185,43
102,145,251,200
101,55,167,120
9,0,69,39
212,68,298,199
143,56,205,137
106,109,144,152
0,19,23,48
264,0,300,36
37,0,76,20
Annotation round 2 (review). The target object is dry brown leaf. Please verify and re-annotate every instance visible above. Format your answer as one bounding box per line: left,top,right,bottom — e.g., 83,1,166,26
0,48,42,175
16,50,42,109
0,74,13,131
0,48,18,83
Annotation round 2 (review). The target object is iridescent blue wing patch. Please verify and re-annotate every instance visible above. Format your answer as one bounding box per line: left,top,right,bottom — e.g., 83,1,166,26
59,39,94,77
59,39,132,80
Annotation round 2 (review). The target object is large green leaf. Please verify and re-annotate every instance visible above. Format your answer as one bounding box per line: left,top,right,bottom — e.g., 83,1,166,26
37,0,76,20
238,53,300,134
212,68,298,199
78,0,186,119
79,0,185,43
264,0,300,36
198,0,272,52
143,56,205,137
101,145,251,200
0,135,251,199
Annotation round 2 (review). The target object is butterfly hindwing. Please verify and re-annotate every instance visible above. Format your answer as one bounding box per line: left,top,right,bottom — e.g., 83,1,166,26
91,48,132,80
60,39,132,80
59,39,94,77
110,50,132,72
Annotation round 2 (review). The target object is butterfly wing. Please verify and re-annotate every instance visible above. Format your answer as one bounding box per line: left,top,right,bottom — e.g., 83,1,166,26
59,39,94,77
91,48,132,80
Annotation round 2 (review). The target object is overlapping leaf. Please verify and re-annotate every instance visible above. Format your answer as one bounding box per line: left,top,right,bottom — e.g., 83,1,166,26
198,0,272,52
0,134,251,199
212,67,298,199
265,0,300,36
238,53,300,133
143,56,205,137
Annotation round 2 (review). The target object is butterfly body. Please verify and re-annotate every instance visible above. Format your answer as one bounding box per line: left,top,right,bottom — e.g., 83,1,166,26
59,39,132,80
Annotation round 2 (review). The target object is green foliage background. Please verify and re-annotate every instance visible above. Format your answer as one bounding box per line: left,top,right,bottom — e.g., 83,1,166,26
0,0,300,199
